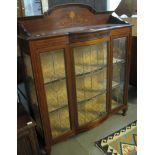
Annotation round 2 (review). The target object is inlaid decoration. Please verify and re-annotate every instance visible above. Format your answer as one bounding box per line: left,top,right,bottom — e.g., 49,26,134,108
69,11,76,20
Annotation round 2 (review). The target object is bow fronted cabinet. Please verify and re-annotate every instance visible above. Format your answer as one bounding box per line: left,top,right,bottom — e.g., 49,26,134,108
18,4,132,154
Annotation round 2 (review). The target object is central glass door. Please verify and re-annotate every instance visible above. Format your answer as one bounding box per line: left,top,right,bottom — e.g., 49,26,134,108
73,42,108,126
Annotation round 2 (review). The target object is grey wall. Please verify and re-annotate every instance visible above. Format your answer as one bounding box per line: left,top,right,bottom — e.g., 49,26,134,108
48,0,107,12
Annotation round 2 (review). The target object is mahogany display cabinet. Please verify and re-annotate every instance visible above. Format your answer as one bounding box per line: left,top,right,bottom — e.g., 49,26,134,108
18,4,132,154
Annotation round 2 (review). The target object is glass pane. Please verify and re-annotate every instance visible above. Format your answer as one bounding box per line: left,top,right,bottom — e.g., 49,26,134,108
74,43,107,126
23,53,43,132
40,49,70,138
40,50,65,84
111,37,127,109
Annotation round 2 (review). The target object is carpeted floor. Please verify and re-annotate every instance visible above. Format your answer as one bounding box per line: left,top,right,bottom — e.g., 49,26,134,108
95,121,137,155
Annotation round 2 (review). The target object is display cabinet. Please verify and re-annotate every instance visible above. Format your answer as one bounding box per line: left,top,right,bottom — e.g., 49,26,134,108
18,4,131,154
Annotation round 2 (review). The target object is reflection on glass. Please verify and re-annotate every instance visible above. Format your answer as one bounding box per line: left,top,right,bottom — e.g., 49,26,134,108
23,0,42,16
74,43,107,126
49,107,70,138
40,50,65,83
23,53,43,131
74,43,107,75
111,37,126,109
40,49,70,138
76,69,107,103
44,80,68,112
113,37,126,62
107,0,121,10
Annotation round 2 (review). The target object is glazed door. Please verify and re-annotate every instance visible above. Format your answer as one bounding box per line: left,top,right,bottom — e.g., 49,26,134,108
73,42,109,127
40,49,71,139
111,37,128,110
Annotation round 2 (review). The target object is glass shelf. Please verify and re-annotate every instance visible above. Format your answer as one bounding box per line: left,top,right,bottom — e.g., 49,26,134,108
77,89,106,104
47,88,106,115
77,92,107,126
44,74,66,85
75,61,107,76
47,78,121,132
47,88,106,114
44,79,68,112
46,86,106,114
113,58,125,64
43,57,124,86
49,106,70,138
44,58,125,85
43,58,123,86
48,103,68,113
45,77,120,114
40,50,66,84
112,81,120,89
44,63,107,85
46,80,120,114
76,64,107,78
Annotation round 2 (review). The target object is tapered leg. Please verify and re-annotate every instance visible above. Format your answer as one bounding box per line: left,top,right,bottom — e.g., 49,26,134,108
122,109,127,116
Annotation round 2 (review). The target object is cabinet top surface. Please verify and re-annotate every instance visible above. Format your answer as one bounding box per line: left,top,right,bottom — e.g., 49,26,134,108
18,24,130,40
17,4,131,40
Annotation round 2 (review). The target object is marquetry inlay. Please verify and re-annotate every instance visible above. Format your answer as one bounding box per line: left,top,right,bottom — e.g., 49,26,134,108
69,11,76,20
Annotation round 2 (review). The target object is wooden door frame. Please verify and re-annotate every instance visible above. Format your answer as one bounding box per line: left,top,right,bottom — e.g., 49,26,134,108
29,41,77,145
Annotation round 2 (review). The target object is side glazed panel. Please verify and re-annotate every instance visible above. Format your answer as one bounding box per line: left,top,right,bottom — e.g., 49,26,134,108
111,37,127,109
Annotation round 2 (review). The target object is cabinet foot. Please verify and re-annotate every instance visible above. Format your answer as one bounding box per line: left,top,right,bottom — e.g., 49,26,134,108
122,109,127,116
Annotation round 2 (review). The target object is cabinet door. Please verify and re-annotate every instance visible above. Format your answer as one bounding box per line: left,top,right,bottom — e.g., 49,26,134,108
111,37,127,110
73,42,108,126
40,49,71,138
